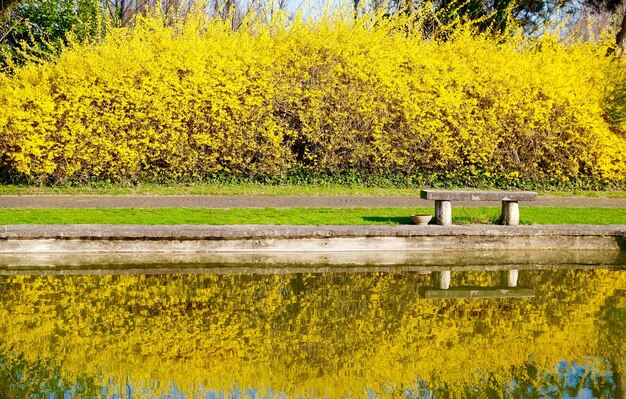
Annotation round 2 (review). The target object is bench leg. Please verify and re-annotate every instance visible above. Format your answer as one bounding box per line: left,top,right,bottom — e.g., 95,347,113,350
501,201,519,225
500,269,518,287
435,200,452,225
433,271,451,289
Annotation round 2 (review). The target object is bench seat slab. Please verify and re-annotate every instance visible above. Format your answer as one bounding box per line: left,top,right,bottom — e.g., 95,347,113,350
420,190,537,202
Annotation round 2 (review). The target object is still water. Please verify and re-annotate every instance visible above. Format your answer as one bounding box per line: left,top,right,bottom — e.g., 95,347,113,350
0,265,624,398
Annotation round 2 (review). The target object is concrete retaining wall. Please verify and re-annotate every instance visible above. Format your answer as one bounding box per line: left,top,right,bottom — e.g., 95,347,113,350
0,224,624,271
1,224,624,253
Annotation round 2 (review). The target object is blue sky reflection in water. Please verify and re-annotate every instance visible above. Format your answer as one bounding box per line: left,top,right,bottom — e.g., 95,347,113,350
0,266,624,398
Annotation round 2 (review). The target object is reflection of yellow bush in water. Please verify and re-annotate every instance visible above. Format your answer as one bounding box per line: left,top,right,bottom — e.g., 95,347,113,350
0,13,625,185
0,269,624,397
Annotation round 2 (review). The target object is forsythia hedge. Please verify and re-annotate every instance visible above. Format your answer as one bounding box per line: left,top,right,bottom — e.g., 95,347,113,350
0,13,625,185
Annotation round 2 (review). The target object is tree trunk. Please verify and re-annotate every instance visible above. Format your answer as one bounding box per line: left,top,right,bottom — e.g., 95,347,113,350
119,0,126,25
406,0,415,15
615,12,626,51
610,359,626,399
0,0,20,13
616,361,626,399
0,0,20,25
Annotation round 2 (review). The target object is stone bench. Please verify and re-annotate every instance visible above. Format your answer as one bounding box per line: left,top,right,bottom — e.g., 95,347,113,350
420,189,537,226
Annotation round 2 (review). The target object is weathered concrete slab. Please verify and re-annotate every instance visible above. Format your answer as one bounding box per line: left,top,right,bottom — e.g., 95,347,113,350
2,224,624,239
2,264,624,276
1,248,623,271
0,224,624,254
420,190,538,201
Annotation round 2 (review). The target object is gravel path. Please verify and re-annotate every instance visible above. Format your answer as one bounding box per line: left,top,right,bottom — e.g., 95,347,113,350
0,195,625,208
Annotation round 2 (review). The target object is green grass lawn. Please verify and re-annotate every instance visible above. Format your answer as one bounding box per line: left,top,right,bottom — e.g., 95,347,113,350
0,207,624,225
0,182,625,198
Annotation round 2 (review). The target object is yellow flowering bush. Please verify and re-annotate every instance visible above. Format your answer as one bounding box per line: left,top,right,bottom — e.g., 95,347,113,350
0,12,624,185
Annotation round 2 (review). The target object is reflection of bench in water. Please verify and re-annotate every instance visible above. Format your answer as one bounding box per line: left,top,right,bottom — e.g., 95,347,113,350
420,270,535,299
